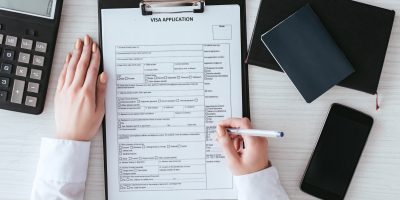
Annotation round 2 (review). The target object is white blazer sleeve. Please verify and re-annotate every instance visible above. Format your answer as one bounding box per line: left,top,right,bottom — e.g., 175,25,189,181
31,138,91,200
234,167,290,200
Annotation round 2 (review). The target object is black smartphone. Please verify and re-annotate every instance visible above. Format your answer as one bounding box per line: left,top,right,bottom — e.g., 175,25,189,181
300,103,373,200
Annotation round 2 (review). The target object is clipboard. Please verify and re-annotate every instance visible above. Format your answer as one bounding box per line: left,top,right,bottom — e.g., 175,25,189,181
98,1,250,199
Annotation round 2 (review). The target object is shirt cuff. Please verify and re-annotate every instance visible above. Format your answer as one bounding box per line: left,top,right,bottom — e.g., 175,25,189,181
36,138,91,183
234,167,289,200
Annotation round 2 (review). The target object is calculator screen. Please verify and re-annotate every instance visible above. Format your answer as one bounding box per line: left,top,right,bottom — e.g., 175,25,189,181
0,0,57,19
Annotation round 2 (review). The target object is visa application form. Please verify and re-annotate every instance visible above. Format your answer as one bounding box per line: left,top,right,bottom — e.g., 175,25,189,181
102,5,243,200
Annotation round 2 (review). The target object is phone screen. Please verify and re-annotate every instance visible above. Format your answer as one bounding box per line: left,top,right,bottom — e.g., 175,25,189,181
301,104,373,199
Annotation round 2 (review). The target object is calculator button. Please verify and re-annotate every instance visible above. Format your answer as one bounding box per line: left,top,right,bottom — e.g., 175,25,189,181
32,55,45,67
0,34,3,44
0,91,7,102
5,35,17,47
15,66,28,77
3,50,15,61
18,52,31,64
10,79,25,104
1,63,12,74
21,39,34,50
35,42,47,53
30,69,42,80
27,82,39,93
25,96,37,107
0,77,9,89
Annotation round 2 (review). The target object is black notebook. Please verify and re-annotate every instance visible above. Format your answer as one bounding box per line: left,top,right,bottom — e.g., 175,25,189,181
248,0,395,95
261,5,354,103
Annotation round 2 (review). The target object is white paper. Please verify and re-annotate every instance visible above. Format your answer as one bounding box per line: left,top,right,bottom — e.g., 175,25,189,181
102,5,242,200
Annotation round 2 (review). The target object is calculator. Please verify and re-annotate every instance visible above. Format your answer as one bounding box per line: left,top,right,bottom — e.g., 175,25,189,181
0,0,63,114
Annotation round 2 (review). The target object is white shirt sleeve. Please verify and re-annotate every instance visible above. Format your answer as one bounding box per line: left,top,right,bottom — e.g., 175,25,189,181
30,138,288,200
31,138,91,200
234,167,290,200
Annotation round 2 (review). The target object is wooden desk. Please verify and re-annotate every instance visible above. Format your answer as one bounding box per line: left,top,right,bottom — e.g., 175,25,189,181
0,0,399,199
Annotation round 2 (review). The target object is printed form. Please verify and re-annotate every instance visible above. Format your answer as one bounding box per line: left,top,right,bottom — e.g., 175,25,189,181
102,5,242,200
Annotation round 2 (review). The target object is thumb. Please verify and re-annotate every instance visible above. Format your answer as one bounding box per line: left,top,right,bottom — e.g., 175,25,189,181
217,124,240,165
96,72,107,114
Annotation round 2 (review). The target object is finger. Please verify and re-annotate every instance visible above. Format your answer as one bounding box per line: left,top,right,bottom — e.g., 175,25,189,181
229,134,241,139
241,135,268,153
95,72,107,114
233,137,242,152
217,124,240,164
84,42,101,90
73,35,93,87
65,39,83,86
218,117,252,130
57,53,71,91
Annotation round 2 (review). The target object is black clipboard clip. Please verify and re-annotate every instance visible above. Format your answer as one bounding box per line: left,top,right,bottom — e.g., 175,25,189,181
140,0,205,16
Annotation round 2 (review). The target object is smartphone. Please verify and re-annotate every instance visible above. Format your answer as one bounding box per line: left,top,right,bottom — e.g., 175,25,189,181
300,103,373,200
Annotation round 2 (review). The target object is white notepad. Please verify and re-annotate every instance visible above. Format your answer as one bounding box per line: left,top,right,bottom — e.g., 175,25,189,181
102,5,242,200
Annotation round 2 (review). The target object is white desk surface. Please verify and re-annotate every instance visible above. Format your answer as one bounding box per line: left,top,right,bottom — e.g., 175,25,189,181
0,0,399,199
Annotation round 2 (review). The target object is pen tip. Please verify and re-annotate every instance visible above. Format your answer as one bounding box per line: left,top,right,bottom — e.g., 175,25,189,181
280,132,285,137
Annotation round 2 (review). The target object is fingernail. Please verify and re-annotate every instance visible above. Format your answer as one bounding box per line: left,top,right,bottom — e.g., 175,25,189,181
100,72,107,84
65,53,71,63
218,129,225,137
75,39,82,49
84,35,90,46
92,43,97,53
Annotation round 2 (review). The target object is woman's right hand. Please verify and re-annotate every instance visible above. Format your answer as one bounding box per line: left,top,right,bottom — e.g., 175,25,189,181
216,118,270,176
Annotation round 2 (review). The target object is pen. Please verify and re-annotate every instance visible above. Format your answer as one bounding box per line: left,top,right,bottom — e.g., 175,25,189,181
227,128,285,138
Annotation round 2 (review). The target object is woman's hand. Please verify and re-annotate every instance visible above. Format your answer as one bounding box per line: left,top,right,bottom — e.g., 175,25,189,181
217,118,270,176
55,35,107,141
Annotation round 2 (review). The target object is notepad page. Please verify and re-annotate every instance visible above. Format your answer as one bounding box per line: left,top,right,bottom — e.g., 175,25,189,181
101,5,242,200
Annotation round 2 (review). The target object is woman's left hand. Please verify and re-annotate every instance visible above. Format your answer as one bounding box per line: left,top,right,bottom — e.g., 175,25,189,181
55,35,107,141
